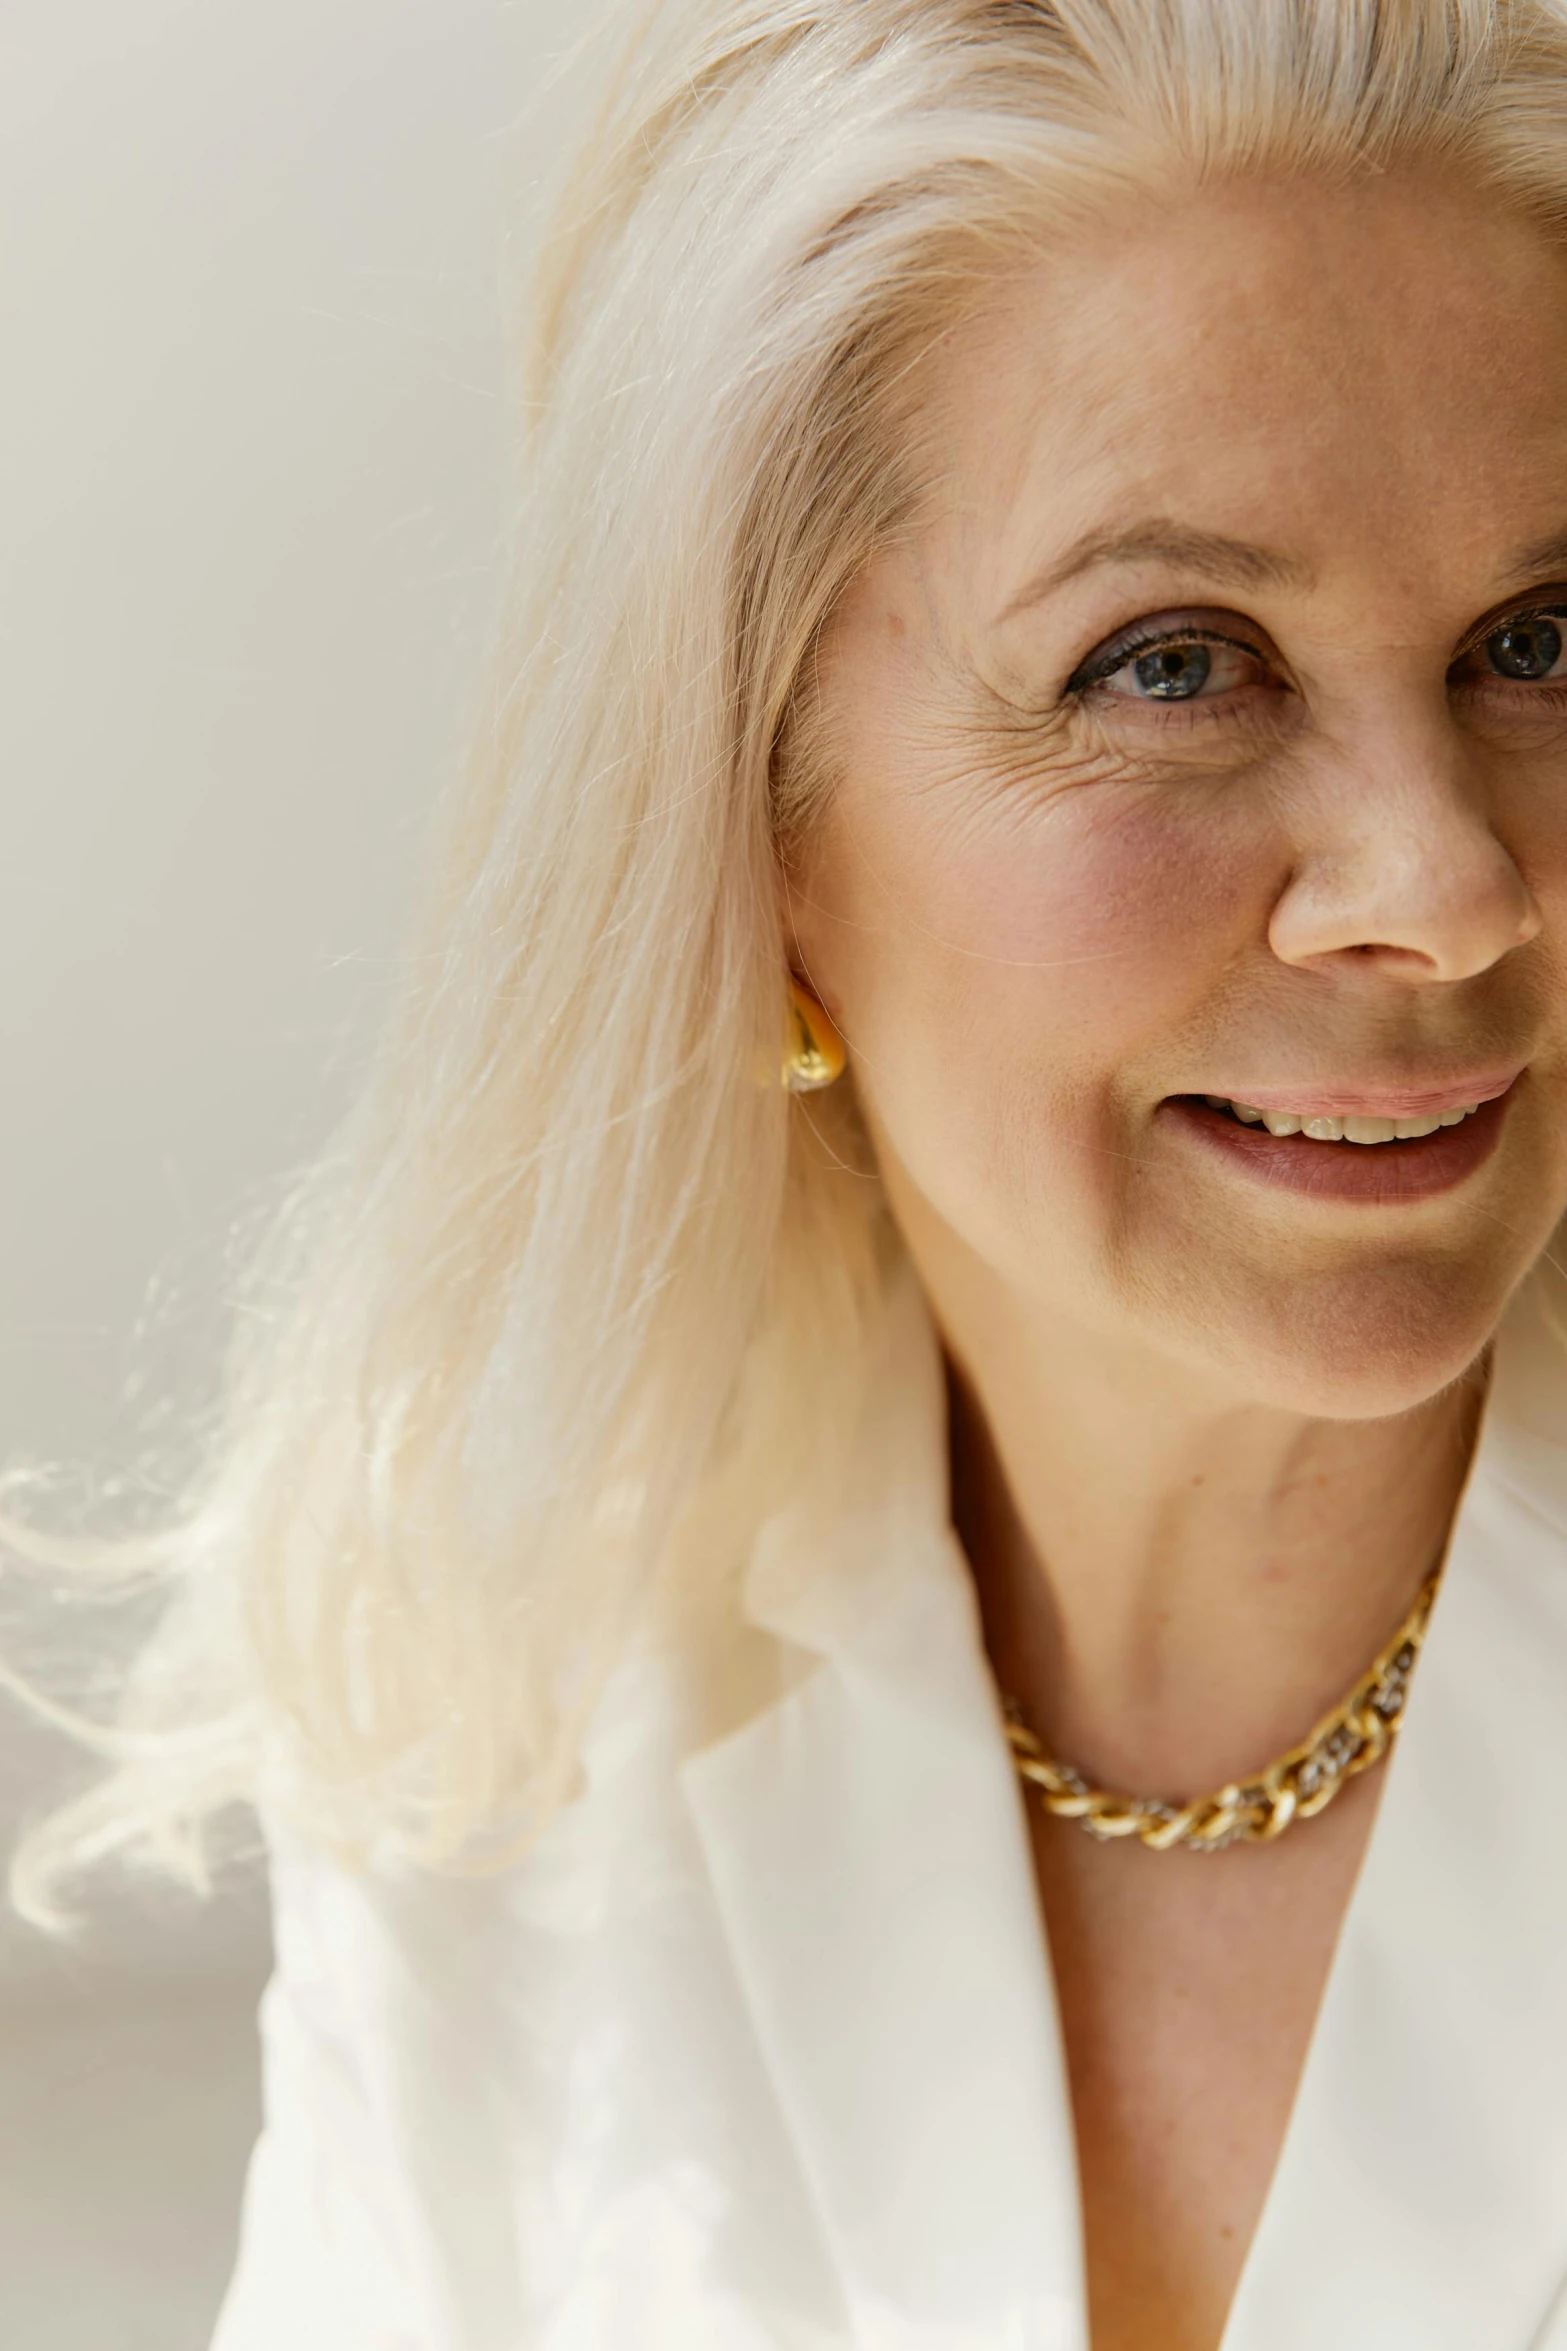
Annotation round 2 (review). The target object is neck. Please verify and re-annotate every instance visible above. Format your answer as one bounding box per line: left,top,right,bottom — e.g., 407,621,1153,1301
942,1296,1484,1803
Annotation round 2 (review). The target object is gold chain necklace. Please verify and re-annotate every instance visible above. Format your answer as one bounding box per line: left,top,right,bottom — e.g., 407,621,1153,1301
1001,1562,1443,1854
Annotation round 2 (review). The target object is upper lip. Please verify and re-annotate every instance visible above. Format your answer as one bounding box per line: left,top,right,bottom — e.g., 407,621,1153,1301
1186,1068,1524,1119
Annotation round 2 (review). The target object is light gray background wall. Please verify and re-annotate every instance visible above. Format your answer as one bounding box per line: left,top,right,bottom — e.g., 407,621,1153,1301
1,4,608,2341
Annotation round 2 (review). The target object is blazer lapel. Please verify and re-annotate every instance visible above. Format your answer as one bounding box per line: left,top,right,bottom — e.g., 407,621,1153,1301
1224,1264,1567,2349
684,1255,1567,2349
680,1271,1087,2351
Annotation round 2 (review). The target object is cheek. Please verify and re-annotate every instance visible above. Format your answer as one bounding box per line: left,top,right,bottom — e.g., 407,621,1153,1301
823,770,1279,1260
1502,761,1567,921
850,776,1270,1068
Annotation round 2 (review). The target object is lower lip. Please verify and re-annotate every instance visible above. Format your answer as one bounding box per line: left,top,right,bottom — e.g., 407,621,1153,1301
1161,1089,1512,1203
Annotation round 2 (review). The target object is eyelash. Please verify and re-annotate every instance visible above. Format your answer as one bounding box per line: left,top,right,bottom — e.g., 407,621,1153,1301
1065,623,1266,698
1451,604,1567,682
1062,625,1275,729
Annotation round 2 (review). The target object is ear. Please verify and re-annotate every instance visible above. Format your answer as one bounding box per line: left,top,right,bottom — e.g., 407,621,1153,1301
775,835,845,1026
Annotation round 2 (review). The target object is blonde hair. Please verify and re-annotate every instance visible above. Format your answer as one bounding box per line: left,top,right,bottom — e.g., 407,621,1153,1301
12,0,1567,1925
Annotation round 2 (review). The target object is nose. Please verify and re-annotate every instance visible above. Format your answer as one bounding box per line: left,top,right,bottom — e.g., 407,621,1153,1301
1268,718,1542,982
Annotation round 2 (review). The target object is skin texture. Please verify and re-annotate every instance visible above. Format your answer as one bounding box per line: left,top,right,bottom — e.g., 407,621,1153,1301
787,169,1567,2351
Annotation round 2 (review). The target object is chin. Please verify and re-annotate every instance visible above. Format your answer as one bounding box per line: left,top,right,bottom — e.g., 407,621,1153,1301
1164,1254,1518,1422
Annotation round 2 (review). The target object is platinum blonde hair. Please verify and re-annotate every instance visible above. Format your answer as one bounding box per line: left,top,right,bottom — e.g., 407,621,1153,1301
12,0,1567,1924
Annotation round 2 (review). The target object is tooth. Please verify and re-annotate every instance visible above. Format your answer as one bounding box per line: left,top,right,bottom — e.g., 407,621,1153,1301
1303,1116,1344,1141
1203,1095,1229,1110
1343,1116,1397,1145
1439,1108,1466,1127
1262,1110,1303,1136
1232,1104,1265,1124
1394,1115,1442,1139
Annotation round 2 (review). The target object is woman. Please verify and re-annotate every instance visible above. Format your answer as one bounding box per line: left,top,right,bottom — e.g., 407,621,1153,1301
19,0,1567,2344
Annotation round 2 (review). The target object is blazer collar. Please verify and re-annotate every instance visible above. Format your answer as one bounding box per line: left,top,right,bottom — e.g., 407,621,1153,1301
682,1259,1567,2350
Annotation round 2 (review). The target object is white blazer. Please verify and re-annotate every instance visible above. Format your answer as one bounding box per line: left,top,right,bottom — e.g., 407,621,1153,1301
212,1263,1567,2351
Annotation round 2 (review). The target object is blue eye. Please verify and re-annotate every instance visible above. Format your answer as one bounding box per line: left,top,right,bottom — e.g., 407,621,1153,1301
1486,616,1564,679
1129,643,1212,700
1086,633,1261,702
1065,617,1272,706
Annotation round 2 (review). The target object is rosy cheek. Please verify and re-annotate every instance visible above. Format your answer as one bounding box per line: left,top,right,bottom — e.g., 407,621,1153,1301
887,779,1272,1057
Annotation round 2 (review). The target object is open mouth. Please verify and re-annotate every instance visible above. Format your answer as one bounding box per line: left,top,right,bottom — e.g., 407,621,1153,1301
1163,1083,1516,1202
1196,1095,1485,1145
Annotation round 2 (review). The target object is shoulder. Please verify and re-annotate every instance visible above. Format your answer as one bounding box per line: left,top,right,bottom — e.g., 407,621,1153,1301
220,1636,849,2349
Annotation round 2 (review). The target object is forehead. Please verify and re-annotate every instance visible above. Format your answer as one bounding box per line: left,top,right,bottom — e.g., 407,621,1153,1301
922,169,1567,614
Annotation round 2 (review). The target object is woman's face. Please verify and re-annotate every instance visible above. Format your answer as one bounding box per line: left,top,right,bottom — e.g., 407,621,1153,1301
791,169,1567,1418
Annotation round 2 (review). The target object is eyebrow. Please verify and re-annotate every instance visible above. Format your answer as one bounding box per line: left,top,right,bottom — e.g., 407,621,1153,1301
1510,527,1567,584
999,521,1315,621
1000,517,1567,628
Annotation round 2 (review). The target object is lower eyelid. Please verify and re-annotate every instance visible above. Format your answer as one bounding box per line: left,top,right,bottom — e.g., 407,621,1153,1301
1078,690,1274,733
1454,674,1567,700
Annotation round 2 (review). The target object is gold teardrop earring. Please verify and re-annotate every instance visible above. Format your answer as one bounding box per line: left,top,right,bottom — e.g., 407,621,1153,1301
781,975,846,1093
